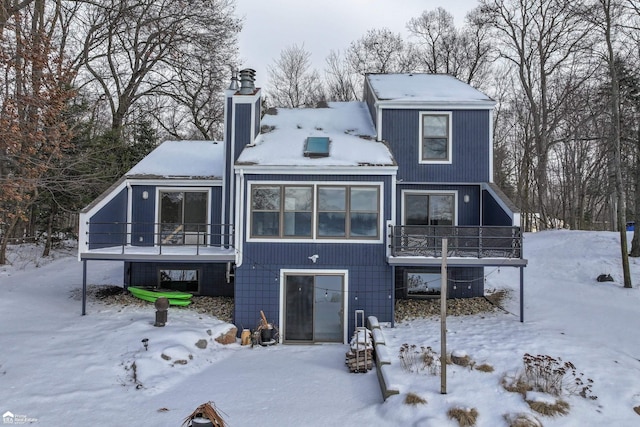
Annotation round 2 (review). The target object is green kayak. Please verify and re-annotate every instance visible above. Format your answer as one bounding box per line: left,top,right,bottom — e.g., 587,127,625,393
128,287,193,306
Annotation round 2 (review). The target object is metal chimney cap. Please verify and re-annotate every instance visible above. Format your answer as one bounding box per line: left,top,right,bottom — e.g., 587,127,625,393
238,68,257,95
228,69,239,91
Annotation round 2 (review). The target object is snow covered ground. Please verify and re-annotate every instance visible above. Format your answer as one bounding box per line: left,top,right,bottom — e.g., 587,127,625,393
1,230,639,426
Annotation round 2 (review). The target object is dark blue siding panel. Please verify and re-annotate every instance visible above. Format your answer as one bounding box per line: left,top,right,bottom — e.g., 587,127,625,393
394,266,484,299
125,262,232,296
210,186,224,245
396,184,481,226
235,243,393,337
364,84,376,125
234,103,252,158
382,109,490,182
131,185,155,246
254,98,261,139
224,97,233,226
482,190,511,226
88,188,127,249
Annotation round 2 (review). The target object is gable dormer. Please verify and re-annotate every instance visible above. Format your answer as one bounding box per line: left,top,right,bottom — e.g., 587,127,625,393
363,74,496,183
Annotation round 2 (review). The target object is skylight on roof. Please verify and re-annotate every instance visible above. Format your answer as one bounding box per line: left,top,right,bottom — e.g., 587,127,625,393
304,137,330,158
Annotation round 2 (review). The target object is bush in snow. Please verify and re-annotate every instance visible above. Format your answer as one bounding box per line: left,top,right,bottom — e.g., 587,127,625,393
447,406,478,426
502,412,543,427
503,354,596,401
398,343,440,375
403,392,427,406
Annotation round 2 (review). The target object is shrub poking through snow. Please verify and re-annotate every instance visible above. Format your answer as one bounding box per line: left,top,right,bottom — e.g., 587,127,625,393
503,412,543,427
447,407,479,426
521,354,596,400
451,350,472,368
475,363,494,373
525,392,570,417
404,392,427,406
398,343,440,375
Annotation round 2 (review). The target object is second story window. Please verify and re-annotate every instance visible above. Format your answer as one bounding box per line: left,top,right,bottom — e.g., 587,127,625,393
250,184,380,240
251,185,313,238
404,192,455,226
420,112,452,164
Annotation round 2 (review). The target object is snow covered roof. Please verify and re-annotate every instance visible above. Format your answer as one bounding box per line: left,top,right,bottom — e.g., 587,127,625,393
235,102,395,168
126,140,224,179
366,73,495,107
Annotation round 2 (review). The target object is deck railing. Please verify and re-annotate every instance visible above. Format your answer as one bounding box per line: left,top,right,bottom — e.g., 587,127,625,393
389,225,522,259
85,222,234,255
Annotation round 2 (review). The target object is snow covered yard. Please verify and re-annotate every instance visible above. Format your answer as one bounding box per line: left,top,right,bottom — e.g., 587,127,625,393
1,230,640,426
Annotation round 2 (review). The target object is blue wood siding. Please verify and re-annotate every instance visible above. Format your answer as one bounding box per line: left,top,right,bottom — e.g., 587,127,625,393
224,96,233,226
88,188,127,249
210,186,223,245
396,184,481,226
129,184,223,246
482,189,512,226
234,103,252,159
363,83,376,125
236,173,395,336
394,266,484,299
381,109,490,182
125,261,232,297
235,243,392,337
253,98,261,139
131,185,155,246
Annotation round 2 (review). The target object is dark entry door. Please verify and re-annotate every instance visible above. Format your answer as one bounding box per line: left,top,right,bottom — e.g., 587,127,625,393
284,274,344,343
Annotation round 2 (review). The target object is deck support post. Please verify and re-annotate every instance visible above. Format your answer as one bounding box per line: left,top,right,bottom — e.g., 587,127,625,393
519,266,524,322
82,260,87,316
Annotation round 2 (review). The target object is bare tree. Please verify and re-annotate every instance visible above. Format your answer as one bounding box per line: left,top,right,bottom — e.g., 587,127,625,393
346,28,416,76
266,44,324,108
324,50,359,102
77,0,239,138
479,0,595,229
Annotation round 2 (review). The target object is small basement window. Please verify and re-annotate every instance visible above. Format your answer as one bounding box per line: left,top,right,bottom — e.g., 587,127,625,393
304,137,330,157
406,270,442,298
159,269,200,293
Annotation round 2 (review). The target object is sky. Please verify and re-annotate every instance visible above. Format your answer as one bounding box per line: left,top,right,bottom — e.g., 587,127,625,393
1,230,640,426
234,0,480,88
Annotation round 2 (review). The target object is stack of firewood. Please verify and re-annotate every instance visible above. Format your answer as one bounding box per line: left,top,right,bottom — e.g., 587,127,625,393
345,328,373,372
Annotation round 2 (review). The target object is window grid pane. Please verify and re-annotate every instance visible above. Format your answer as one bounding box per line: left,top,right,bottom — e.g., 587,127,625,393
422,114,449,161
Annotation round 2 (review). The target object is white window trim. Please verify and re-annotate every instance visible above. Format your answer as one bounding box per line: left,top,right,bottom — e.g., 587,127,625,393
247,181,384,244
279,268,349,344
400,189,458,226
418,111,453,165
155,187,212,246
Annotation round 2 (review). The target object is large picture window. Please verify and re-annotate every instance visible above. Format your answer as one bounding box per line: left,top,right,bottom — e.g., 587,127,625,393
404,192,455,226
250,184,380,240
420,112,451,163
159,191,208,245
